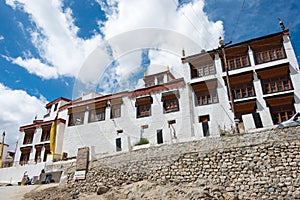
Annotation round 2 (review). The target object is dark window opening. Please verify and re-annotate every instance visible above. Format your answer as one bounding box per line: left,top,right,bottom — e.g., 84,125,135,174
157,129,163,144
23,130,34,144
199,115,210,137
20,152,30,166
53,103,58,111
43,146,50,162
116,138,122,152
41,127,50,142
35,148,42,163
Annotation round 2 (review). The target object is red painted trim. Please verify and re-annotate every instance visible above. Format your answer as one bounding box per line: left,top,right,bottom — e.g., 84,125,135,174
59,91,130,111
19,118,65,131
58,79,185,110
45,97,71,108
57,118,66,124
130,78,185,97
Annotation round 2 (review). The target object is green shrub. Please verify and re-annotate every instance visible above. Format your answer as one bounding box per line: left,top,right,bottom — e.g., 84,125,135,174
134,137,149,146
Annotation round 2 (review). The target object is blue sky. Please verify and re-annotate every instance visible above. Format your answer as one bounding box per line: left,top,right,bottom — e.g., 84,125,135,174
0,0,299,149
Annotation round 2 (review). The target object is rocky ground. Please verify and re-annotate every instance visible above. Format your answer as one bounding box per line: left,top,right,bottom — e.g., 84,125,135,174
22,180,239,200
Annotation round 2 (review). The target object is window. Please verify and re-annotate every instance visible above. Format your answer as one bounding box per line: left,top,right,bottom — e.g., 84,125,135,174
157,129,163,144
255,46,286,64
163,99,179,112
35,147,42,163
116,138,122,152
68,112,85,126
157,76,164,85
262,76,292,94
232,83,255,99
271,106,295,124
226,55,250,71
136,96,152,118
23,130,34,144
137,104,151,118
111,105,121,119
162,91,180,113
191,64,215,79
195,91,218,106
192,81,218,106
20,152,30,166
41,126,50,142
199,64,215,77
199,115,210,137
43,145,50,162
89,108,105,123
44,107,51,117
110,98,123,119
68,106,86,126
53,103,58,111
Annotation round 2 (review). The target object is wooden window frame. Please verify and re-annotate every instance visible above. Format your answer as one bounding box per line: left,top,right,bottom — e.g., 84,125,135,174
255,46,286,64
88,108,106,123
20,153,30,166
163,98,179,113
41,127,50,142
191,64,216,79
23,131,34,145
226,54,250,71
110,104,121,119
195,90,218,106
68,111,85,126
137,104,151,118
262,76,292,94
232,83,255,99
136,97,152,118
271,106,295,124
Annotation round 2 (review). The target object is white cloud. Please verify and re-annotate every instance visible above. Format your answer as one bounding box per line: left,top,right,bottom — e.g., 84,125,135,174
0,83,47,150
87,0,222,92
0,35,4,40
76,0,224,94
100,0,223,49
5,0,102,79
5,0,224,93
12,57,58,79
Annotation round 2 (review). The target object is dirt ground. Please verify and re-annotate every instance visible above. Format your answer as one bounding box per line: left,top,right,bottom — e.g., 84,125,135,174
9,180,236,200
0,183,59,200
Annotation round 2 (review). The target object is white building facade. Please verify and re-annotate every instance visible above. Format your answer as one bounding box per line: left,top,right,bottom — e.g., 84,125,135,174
1,30,299,184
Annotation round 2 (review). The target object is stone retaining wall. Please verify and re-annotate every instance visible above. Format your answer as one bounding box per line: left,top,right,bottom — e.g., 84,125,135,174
64,127,300,199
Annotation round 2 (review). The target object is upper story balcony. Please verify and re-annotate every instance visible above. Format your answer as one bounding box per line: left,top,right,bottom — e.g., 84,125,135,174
226,72,255,100
261,76,292,95
257,64,292,95
225,54,251,71
232,83,255,100
190,64,216,79
254,46,286,65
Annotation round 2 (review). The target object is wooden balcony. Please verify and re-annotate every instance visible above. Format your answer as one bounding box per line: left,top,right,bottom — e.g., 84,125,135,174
226,54,250,71
255,46,286,65
262,76,293,94
232,83,255,100
191,64,215,79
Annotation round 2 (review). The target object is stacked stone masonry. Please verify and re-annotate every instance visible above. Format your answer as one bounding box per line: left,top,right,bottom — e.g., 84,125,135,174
64,126,300,199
